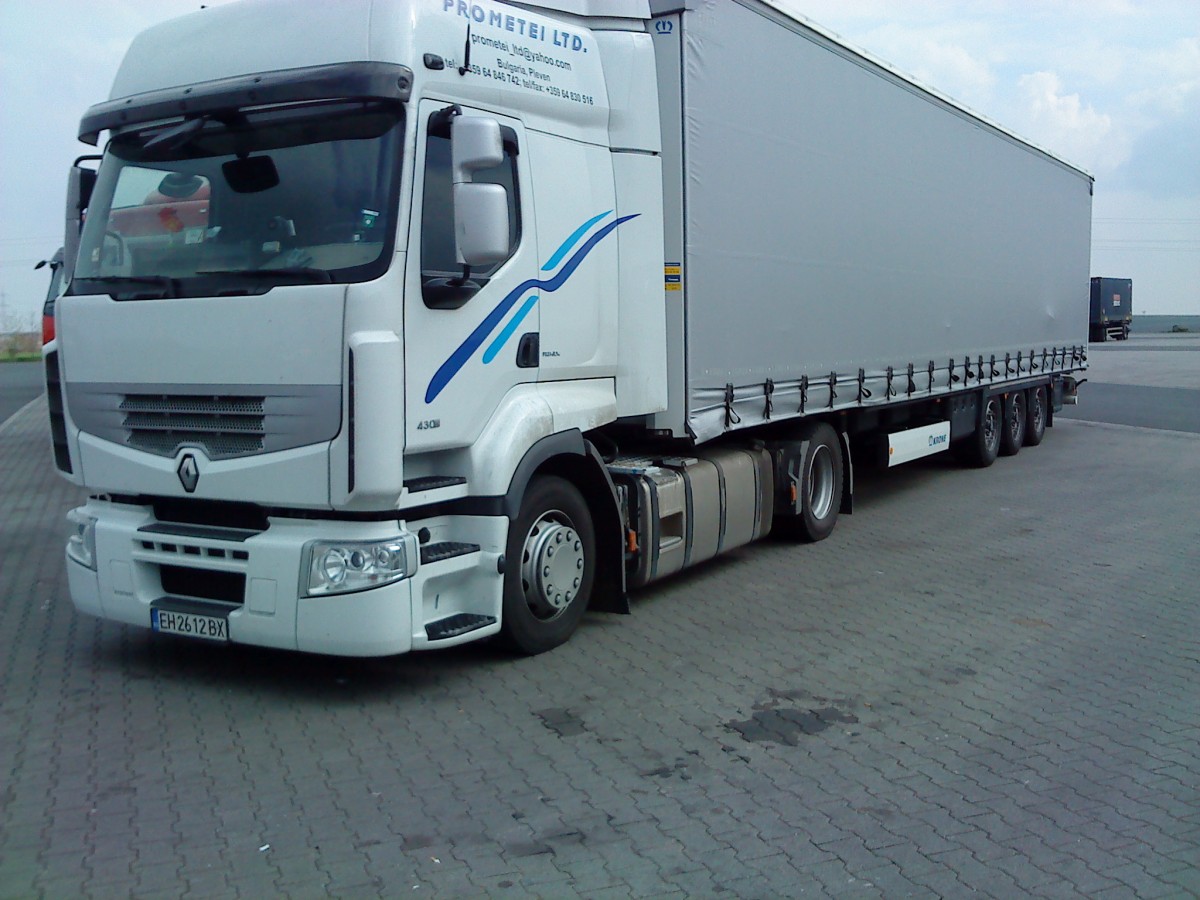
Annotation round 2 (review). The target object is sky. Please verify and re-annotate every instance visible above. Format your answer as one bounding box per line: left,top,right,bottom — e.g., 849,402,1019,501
0,0,1197,330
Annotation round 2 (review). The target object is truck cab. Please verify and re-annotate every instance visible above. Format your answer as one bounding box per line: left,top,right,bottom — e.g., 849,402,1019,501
53,0,665,656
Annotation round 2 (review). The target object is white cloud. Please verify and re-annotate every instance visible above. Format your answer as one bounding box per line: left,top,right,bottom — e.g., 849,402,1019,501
851,22,998,109
1126,36,1200,117
1015,71,1129,174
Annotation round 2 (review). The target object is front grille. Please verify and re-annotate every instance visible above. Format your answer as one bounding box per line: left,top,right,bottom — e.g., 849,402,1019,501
44,352,73,473
159,564,246,605
121,394,267,459
66,382,341,461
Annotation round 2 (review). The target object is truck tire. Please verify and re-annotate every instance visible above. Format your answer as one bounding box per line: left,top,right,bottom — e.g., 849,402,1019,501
1000,390,1026,456
1024,385,1047,447
499,475,595,655
777,422,842,542
957,394,1002,468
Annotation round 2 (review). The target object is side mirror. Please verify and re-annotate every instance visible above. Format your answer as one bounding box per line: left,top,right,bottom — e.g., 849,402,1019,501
64,156,100,282
451,116,503,183
450,116,510,268
454,182,510,267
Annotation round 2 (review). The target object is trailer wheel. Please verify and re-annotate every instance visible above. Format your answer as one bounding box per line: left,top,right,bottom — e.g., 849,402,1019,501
777,423,843,542
1000,391,1026,456
957,394,1002,468
499,475,595,655
1024,386,1047,447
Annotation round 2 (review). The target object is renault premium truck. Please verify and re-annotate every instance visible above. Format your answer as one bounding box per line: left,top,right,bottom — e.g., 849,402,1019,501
49,0,1091,657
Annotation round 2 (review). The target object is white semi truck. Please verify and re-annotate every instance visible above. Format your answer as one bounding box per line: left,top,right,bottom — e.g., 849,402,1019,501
50,0,1090,657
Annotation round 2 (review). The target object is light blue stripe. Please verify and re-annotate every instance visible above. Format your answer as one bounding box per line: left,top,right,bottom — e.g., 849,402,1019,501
541,210,612,272
425,213,639,402
483,294,539,364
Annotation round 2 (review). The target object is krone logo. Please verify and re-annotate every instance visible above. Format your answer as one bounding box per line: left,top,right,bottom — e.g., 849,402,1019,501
177,453,200,493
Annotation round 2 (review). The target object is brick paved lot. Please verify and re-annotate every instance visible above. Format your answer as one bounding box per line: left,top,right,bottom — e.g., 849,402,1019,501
1,349,1198,898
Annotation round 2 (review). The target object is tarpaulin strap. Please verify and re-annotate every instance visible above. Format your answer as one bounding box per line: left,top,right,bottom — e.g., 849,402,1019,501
857,369,872,404
798,375,808,414
886,366,896,399
989,355,999,379
763,379,775,420
1041,348,1049,371
1016,351,1023,374
962,357,973,382
828,372,838,410
1030,349,1038,371
928,361,936,392
1005,353,1014,376
978,355,986,384
907,363,916,397
724,383,741,428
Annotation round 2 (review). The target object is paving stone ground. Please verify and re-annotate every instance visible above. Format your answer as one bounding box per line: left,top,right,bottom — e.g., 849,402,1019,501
1,345,1197,898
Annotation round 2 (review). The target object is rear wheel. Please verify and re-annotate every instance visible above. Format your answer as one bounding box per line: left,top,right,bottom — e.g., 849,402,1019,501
1000,390,1026,456
776,422,843,542
957,394,1002,468
499,475,594,655
1024,385,1047,447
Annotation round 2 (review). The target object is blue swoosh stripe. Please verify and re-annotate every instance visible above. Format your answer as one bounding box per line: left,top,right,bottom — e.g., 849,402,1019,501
425,213,639,403
483,294,539,364
540,210,612,272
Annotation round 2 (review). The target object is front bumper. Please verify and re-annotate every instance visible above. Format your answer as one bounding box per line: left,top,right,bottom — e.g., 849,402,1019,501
65,498,416,657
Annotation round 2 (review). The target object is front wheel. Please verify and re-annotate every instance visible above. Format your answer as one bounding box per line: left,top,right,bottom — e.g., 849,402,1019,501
499,475,595,655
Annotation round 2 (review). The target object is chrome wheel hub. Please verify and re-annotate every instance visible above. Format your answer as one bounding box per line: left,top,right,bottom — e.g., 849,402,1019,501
520,514,585,621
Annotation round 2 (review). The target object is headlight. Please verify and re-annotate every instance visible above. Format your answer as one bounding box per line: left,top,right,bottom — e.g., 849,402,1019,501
303,535,415,597
67,509,98,570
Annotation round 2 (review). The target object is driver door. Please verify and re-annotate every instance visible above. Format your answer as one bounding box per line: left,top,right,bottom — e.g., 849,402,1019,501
404,101,537,453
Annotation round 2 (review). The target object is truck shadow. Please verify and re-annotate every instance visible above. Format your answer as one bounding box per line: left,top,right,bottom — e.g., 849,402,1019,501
100,624,523,703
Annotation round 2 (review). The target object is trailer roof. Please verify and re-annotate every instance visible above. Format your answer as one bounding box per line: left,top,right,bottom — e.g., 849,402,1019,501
652,0,1092,181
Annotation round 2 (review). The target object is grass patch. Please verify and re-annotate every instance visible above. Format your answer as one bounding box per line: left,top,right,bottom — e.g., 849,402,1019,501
1,332,40,362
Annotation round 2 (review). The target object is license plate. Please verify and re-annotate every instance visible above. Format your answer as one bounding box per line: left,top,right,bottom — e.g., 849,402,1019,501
152,608,229,641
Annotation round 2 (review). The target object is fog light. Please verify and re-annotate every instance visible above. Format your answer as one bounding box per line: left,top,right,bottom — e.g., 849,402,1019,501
304,535,415,597
66,509,98,571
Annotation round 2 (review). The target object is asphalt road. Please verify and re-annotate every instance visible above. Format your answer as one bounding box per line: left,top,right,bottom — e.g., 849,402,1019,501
0,361,43,425
1059,382,1200,433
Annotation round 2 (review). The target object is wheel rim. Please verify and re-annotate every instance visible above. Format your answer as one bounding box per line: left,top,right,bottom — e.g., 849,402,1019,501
1009,393,1025,442
519,511,585,622
807,444,836,521
983,399,1000,450
1030,390,1045,432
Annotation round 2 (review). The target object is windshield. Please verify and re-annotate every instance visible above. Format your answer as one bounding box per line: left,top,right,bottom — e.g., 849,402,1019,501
71,101,403,299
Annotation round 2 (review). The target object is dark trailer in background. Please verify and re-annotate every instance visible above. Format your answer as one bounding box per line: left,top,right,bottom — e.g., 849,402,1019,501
1090,277,1132,342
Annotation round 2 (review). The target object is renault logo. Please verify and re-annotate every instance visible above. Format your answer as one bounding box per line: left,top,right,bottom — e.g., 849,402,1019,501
177,454,200,493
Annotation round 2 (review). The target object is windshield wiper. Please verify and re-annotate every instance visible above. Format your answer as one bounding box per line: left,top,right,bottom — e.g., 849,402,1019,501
79,275,180,298
198,267,333,284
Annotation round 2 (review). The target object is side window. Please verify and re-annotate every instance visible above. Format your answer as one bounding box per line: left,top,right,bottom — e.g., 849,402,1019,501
421,113,520,309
